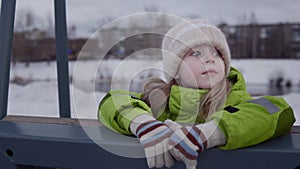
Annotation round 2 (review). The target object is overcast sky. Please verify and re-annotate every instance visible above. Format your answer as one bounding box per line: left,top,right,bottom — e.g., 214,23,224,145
6,0,300,37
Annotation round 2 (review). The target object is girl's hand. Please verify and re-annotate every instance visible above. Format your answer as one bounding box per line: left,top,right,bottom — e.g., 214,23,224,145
168,125,207,169
164,120,226,169
164,119,182,131
136,120,174,168
165,120,206,169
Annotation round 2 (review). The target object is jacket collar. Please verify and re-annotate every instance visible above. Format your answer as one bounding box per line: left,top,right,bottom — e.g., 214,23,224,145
166,66,249,123
168,85,208,123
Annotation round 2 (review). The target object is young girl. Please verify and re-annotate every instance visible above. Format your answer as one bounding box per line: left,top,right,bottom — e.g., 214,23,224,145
98,19,295,169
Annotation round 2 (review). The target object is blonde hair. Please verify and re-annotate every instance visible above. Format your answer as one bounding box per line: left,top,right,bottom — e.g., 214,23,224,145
142,77,231,120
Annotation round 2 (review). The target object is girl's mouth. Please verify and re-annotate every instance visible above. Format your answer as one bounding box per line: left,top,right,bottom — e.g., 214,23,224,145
202,70,216,75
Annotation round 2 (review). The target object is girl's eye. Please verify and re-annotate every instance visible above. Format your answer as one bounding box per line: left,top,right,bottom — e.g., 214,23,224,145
213,51,221,57
191,51,201,57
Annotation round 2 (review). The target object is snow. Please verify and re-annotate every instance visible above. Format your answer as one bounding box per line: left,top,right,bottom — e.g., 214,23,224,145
231,59,300,86
7,59,300,126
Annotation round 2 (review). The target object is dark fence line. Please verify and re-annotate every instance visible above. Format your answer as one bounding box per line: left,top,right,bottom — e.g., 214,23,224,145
0,0,16,120
0,0,71,119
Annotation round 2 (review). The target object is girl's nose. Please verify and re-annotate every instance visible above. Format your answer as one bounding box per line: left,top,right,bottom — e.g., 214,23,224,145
204,53,215,63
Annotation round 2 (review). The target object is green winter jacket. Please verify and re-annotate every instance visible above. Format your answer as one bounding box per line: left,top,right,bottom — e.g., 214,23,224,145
98,67,295,150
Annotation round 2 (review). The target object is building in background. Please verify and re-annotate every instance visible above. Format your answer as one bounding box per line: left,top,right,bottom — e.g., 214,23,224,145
11,22,300,62
220,22,300,59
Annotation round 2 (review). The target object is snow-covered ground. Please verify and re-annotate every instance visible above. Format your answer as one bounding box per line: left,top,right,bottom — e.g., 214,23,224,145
7,59,300,125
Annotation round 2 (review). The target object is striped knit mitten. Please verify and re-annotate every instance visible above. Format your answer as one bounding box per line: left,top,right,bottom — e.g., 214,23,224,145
135,120,174,168
166,120,225,169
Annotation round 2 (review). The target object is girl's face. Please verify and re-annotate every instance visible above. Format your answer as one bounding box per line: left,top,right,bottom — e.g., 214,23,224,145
176,45,225,89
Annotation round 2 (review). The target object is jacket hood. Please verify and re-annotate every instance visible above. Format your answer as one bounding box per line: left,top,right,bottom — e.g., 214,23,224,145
228,66,247,92
225,67,252,106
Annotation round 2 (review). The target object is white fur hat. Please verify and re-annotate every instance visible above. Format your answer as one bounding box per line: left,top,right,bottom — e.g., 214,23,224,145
161,19,231,83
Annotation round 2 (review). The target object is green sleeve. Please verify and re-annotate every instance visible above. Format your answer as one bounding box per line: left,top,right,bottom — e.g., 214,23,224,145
210,96,295,150
98,90,153,135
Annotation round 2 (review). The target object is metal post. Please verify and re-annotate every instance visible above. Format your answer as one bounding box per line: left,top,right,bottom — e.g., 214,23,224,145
54,0,71,118
0,0,16,120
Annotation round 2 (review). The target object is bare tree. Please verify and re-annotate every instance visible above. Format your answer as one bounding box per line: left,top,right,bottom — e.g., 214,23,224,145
144,5,159,12
15,8,38,33
249,12,258,24
236,13,248,25
95,16,114,30
45,13,55,38
187,14,200,19
68,24,77,39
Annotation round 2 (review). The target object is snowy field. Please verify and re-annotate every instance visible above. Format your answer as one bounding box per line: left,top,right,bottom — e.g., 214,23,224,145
7,59,300,125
